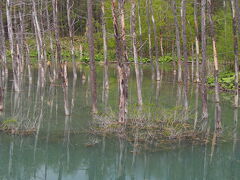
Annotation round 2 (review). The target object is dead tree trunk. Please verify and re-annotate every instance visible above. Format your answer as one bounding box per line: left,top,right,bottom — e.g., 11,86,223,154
101,0,109,92
150,0,160,81
171,0,182,83
194,0,200,82
52,0,62,77
112,0,128,123
146,0,155,80
131,0,143,106
137,0,143,57
45,0,55,81
87,0,98,113
230,0,239,107
6,0,20,92
119,0,129,75
32,0,45,87
67,0,77,78
201,0,208,119
207,0,221,130
181,0,189,83
0,6,8,76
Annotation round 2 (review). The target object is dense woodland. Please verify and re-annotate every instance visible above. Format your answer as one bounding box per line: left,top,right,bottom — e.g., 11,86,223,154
0,0,240,131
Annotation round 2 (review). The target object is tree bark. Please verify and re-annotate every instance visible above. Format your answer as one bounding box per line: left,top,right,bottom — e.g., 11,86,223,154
87,0,98,113
171,0,182,83
201,0,208,119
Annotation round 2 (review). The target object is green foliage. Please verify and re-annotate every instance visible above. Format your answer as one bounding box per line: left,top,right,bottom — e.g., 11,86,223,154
159,55,175,63
207,71,237,90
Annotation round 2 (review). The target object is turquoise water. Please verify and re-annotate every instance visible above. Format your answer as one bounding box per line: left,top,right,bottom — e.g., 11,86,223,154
0,65,239,180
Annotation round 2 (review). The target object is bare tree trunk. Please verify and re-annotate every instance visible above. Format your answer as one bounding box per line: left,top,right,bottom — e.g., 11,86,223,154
146,0,155,80
6,0,20,92
150,0,160,81
208,0,221,130
112,0,128,123
231,0,239,107
137,0,143,57
223,0,227,64
194,0,200,82
18,5,32,84
45,0,55,81
201,0,208,119
0,6,8,76
181,0,189,83
160,33,164,57
67,0,77,78
52,0,62,77
32,0,45,87
191,43,195,81
131,0,143,107
101,0,109,93
119,0,129,75
171,0,182,83
87,0,98,113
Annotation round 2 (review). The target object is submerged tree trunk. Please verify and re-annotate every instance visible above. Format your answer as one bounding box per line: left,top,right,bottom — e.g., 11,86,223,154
101,0,109,92
194,0,200,82
171,0,182,83
131,0,143,107
0,6,8,76
231,0,239,107
87,0,98,113
67,0,77,78
150,0,160,81
208,0,221,130
201,0,208,119
62,62,70,116
112,0,128,123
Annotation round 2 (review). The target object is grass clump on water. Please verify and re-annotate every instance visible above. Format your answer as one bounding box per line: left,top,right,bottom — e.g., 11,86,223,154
89,105,207,149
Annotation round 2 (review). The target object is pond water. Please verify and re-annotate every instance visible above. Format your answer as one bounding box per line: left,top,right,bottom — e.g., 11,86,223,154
0,65,240,180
